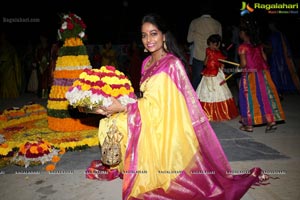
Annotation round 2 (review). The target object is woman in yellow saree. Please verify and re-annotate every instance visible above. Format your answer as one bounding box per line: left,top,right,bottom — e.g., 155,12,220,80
95,13,268,200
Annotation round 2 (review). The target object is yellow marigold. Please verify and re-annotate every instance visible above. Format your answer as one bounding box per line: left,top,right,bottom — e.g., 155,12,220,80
121,79,131,85
73,80,82,86
81,84,91,91
68,141,77,149
0,146,13,156
119,87,129,95
44,140,52,147
40,143,49,151
74,82,85,88
101,76,110,84
85,74,100,82
47,100,69,110
3,108,25,115
79,72,88,79
115,70,122,76
111,89,120,97
56,55,90,67
64,37,83,47
49,85,70,99
100,67,108,73
82,137,99,147
101,84,112,94
92,86,101,90
103,76,121,84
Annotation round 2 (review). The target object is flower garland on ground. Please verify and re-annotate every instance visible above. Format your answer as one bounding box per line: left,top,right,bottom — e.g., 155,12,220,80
0,103,47,130
0,113,99,157
65,66,137,109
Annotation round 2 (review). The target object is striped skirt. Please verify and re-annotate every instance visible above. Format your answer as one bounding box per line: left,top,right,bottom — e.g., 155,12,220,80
239,70,285,126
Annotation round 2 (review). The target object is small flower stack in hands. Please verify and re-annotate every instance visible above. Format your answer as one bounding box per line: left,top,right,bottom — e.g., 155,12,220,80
66,66,137,112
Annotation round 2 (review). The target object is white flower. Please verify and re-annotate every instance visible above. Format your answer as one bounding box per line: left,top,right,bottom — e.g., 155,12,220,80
118,95,137,106
78,31,85,38
0,134,5,143
74,14,81,20
61,22,67,30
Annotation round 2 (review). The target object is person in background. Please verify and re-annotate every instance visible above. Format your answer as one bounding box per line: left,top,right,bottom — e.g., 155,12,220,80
127,40,142,96
35,34,51,98
101,39,118,67
22,40,35,93
90,13,269,199
187,4,222,90
91,45,102,69
0,31,22,98
265,21,300,99
238,14,285,133
49,41,62,87
196,34,239,121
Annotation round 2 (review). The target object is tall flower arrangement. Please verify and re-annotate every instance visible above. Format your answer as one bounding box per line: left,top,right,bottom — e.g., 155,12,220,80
47,13,100,132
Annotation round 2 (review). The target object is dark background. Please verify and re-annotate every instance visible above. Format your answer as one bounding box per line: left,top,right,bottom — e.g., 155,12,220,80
1,0,299,52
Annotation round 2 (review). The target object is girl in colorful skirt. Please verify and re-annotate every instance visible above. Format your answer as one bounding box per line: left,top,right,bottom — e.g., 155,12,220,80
238,14,285,133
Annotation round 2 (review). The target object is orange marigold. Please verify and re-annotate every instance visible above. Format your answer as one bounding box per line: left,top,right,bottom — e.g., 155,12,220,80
0,143,9,148
59,148,66,155
52,155,61,163
45,164,56,171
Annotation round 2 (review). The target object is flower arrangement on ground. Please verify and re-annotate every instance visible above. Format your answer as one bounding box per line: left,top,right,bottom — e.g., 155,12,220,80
0,103,47,129
66,66,137,110
11,139,60,168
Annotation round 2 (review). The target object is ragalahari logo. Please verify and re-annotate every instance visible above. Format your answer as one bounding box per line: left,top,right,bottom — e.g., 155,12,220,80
240,1,255,16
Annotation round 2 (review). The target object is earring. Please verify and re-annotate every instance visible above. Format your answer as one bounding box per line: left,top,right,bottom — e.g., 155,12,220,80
163,41,168,51
144,48,148,52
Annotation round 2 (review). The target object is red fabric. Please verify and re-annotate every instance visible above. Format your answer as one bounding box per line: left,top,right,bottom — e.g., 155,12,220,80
200,98,239,121
85,160,122,181
202,48,226,76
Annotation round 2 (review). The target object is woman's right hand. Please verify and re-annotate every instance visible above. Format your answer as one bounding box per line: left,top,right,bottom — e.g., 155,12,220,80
77,106,107,115
77,97,126,116
99,97,126,116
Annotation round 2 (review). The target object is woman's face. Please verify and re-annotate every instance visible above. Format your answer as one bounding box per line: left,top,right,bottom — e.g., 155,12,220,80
141,22,164,53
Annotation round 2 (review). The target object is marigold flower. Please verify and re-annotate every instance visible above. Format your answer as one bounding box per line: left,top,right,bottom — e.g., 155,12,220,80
45,164,56,171
0,143,8,148
59,148,66,155
52,155,61,163
29,145,39,154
